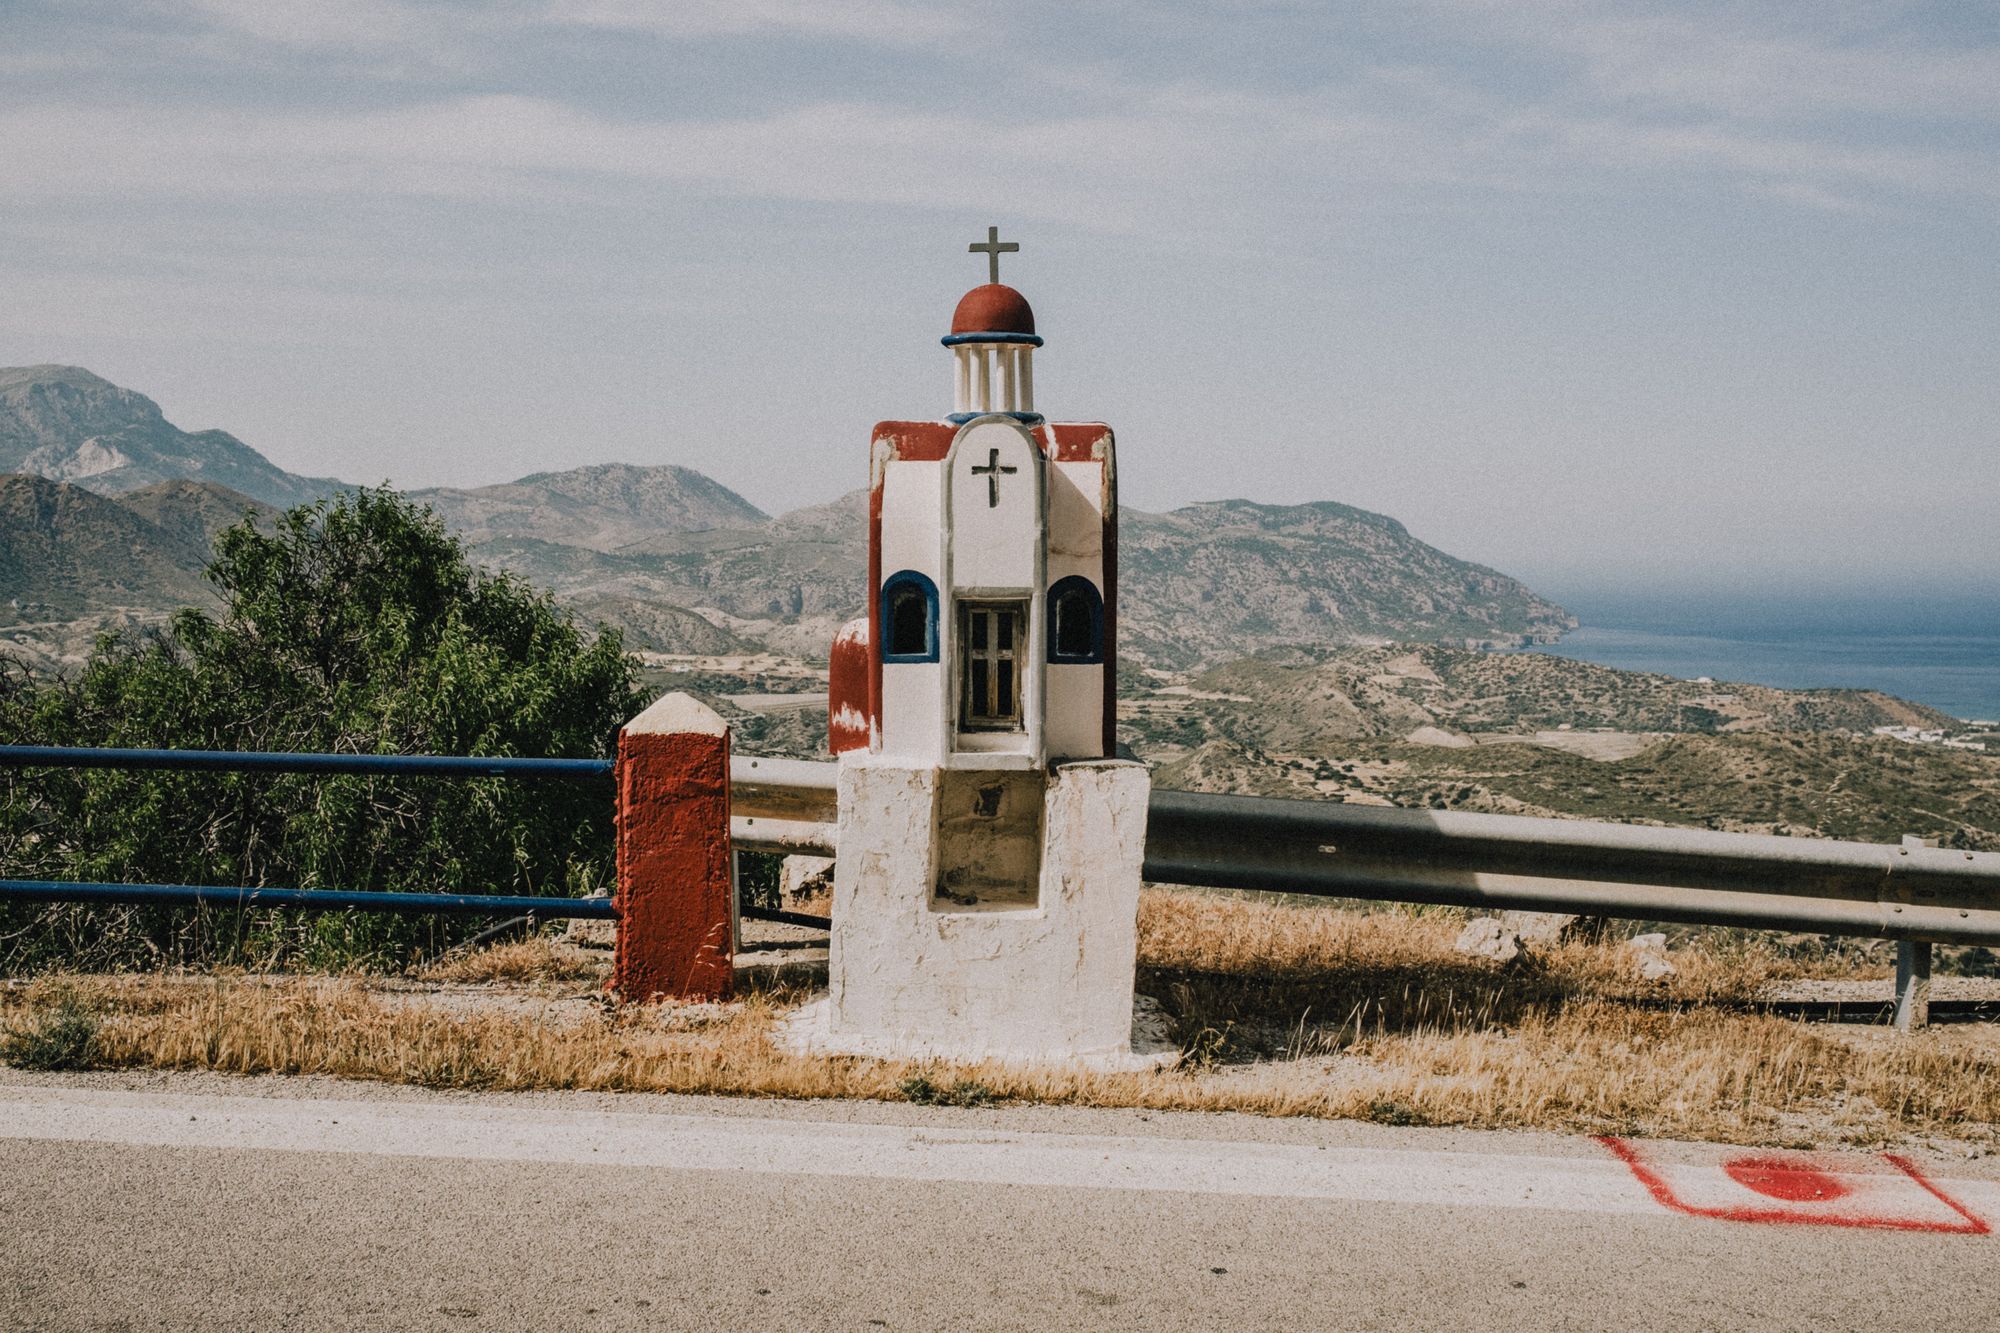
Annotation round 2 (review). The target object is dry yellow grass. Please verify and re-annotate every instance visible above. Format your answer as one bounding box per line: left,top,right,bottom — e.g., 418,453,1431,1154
3,890,1992,1148
416,937,608,986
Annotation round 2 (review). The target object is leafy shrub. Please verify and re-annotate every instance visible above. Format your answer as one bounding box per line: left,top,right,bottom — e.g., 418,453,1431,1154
0,488,643,972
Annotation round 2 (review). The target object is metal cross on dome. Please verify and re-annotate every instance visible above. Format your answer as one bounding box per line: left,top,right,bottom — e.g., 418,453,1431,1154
970,448,1017,507
968,225,1019,285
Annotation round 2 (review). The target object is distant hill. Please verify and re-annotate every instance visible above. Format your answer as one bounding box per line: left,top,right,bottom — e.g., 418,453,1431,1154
488,489,1574,668
1118,643,1994,847
0,472,744,664
0,366,346,507
1119,500,1571,667
0,473,252,621
1170,642,1960,750
411,463,767,551
115,478,279,552
0,368,1577,669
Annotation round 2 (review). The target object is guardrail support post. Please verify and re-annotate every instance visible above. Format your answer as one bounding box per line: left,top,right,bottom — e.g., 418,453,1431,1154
615,693,735,1002
1894,940,1932,1033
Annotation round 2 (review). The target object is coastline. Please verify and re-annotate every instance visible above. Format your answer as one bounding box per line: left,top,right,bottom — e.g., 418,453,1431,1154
1523,622,2000,726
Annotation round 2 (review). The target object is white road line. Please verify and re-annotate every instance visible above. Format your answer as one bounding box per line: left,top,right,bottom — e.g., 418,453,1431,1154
2,1087,1995,1226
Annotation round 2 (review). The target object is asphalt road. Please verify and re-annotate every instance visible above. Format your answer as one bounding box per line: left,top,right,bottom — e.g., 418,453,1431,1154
3,1070,1997,1332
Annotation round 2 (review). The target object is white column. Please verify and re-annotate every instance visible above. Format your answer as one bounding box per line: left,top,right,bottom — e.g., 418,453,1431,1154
976,345,992,413
954,348,970,413
1000,346,1018,412
1018,348,1034,414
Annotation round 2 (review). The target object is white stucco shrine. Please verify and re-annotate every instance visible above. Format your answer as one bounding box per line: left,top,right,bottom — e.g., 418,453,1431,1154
790,230,1163,1070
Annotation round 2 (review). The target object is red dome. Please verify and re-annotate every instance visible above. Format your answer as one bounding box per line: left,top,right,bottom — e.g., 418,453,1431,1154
950,284,1036,336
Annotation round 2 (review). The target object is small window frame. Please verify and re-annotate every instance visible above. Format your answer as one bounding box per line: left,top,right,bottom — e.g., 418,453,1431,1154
958,599,1028,732
878,570,940,664
1046,575,1105,665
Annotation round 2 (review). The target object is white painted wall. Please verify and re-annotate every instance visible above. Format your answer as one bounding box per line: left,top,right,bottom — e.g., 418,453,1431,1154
1042,457,1108,759
944,420,1043,590
877,459,944,762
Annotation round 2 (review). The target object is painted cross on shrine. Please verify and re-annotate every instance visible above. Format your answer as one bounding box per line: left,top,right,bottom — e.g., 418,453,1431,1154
970,447,1016,507
969,225,1019,285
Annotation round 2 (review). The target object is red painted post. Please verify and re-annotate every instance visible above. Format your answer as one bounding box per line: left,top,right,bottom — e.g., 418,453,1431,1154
614,693,735,1002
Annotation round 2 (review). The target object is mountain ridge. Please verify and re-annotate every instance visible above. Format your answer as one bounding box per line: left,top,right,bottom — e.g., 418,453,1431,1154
0,366,347,508
0,366,1576,668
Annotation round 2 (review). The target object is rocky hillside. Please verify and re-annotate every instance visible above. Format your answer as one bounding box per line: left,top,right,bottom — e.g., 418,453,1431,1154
1170,643,1958,751
0,474,262,621
488,489,1573,668
0,366,344,507
1120,501,1571,666
1118,644,1995,849
411,463,767,551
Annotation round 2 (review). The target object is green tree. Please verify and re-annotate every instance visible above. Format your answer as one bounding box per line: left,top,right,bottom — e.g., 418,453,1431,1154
0,488,644,971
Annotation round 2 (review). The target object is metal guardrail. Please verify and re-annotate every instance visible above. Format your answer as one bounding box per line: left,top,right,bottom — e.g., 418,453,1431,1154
9,746,1998,950
1143,791,2000,946
729,755,840,855
695,759,2000,948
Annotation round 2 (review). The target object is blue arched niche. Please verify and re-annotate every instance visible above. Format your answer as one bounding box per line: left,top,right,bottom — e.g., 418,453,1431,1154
879,570,940,663
1046,575,1104,664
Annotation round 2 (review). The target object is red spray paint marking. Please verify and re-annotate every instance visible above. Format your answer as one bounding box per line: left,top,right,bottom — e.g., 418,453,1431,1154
1724,1157,1852,1203
1598,1137,1990,1235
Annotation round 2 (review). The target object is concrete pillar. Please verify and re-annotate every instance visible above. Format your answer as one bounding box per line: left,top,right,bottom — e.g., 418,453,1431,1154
614,692,735,1002
789,753,1159,1069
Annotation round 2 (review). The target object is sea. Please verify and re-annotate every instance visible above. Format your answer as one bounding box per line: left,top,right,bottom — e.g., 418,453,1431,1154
1520,591,2000,725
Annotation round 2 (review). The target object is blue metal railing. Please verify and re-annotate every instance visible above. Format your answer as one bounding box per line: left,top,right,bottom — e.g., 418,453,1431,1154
0,879,616,918
0,745,611,780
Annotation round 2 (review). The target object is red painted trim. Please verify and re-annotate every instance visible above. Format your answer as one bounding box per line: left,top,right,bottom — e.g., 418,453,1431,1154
614,724,733,1002
1048,422,1112,463
828,618,871,754
876,419,1111,463
1597,1137,1990,1234
872,420,956,462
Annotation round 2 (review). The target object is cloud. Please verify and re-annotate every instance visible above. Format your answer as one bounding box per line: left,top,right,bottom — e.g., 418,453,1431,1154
0,95,1175,229
6,0,1996,229
161,0,970,58
1419,0,2000,122
548,0,970,46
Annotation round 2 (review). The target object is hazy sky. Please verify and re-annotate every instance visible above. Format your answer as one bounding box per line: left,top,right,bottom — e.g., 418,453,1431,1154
2,1,1994,604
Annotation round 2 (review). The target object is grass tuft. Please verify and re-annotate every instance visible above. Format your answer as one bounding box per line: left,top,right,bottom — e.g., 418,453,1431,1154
899,1070,999,1108
416,937,608,986
1,996,102,1071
